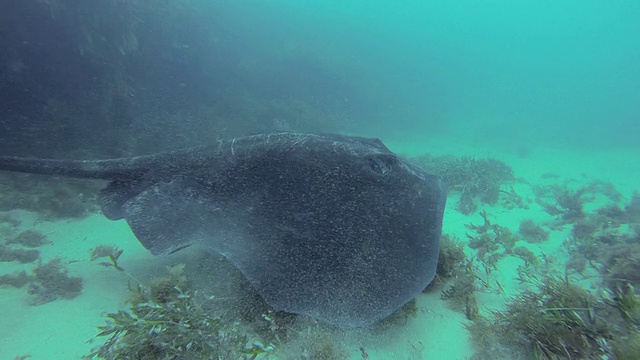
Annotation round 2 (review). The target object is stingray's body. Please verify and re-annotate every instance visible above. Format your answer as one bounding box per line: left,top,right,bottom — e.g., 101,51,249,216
0,132,446,327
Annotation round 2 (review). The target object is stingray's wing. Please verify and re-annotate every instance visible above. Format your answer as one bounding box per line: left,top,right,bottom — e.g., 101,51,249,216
0,150,222,255
100,177,226,255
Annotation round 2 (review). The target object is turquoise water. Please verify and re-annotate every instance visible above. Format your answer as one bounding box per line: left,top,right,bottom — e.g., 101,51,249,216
215,0,640,147
1,1,640,359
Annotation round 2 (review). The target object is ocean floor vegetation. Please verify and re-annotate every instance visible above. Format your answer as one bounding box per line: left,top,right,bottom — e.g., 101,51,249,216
6,230,51,248
0,244,40,263
0,234,82,304
411,154,516,214
1,148,640,359
85,264,269,360
83,259,371,360
90,245,125,271
373,147,638,358
0,173,102,220
430,159,640,359
27,258,83,305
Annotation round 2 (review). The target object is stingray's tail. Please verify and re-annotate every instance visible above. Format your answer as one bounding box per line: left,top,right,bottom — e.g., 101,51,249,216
0,155,154,181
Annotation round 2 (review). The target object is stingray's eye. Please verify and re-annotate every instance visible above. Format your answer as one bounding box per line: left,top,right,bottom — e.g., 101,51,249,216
368,155,396,175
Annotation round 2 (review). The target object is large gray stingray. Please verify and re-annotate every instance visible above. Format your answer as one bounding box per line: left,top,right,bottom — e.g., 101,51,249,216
0,132,446,327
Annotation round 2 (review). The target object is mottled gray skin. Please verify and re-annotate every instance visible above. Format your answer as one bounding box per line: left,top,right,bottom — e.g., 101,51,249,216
0,132,446,327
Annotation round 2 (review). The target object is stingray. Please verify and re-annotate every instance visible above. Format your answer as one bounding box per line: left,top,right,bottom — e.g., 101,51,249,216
0,132,446,327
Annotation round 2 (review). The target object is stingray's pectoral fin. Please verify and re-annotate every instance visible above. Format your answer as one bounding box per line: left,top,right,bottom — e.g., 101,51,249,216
99,179,150,220
107,178,214,256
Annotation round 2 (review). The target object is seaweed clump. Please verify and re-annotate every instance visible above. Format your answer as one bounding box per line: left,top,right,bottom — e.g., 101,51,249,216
626,192,640,222
467,271,640,359
411,154,514,214
441,257,482,321
139,264,188,305
561,203,640,289
7,230,51,247
606,285,640,359
90,245,125,271
431,234,481,320
0,270,32,288
0,173,102,219
465,211,520,268
27,258,83,305
435,234,467,280
536,185,589,224
512,246,540,268
0,244,40,263
535,179,622,228
470,276,611,359
601,241,640,292
86,264,267,360
518,219,549,243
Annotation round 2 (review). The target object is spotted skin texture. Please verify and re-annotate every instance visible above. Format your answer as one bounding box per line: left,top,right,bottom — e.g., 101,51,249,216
0,132,446,327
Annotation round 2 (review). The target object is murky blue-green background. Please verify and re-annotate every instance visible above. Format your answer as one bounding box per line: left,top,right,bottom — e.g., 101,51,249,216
1,1,640,359
2,0,638,157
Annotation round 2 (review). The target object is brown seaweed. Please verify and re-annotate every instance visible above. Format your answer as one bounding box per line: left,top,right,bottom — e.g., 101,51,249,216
90,245,124,271
7,230,51,248
27,258,83,305
518,219,549,243
0,244,40,263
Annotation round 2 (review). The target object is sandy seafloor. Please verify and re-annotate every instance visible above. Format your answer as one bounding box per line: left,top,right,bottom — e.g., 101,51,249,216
1,132,639,360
